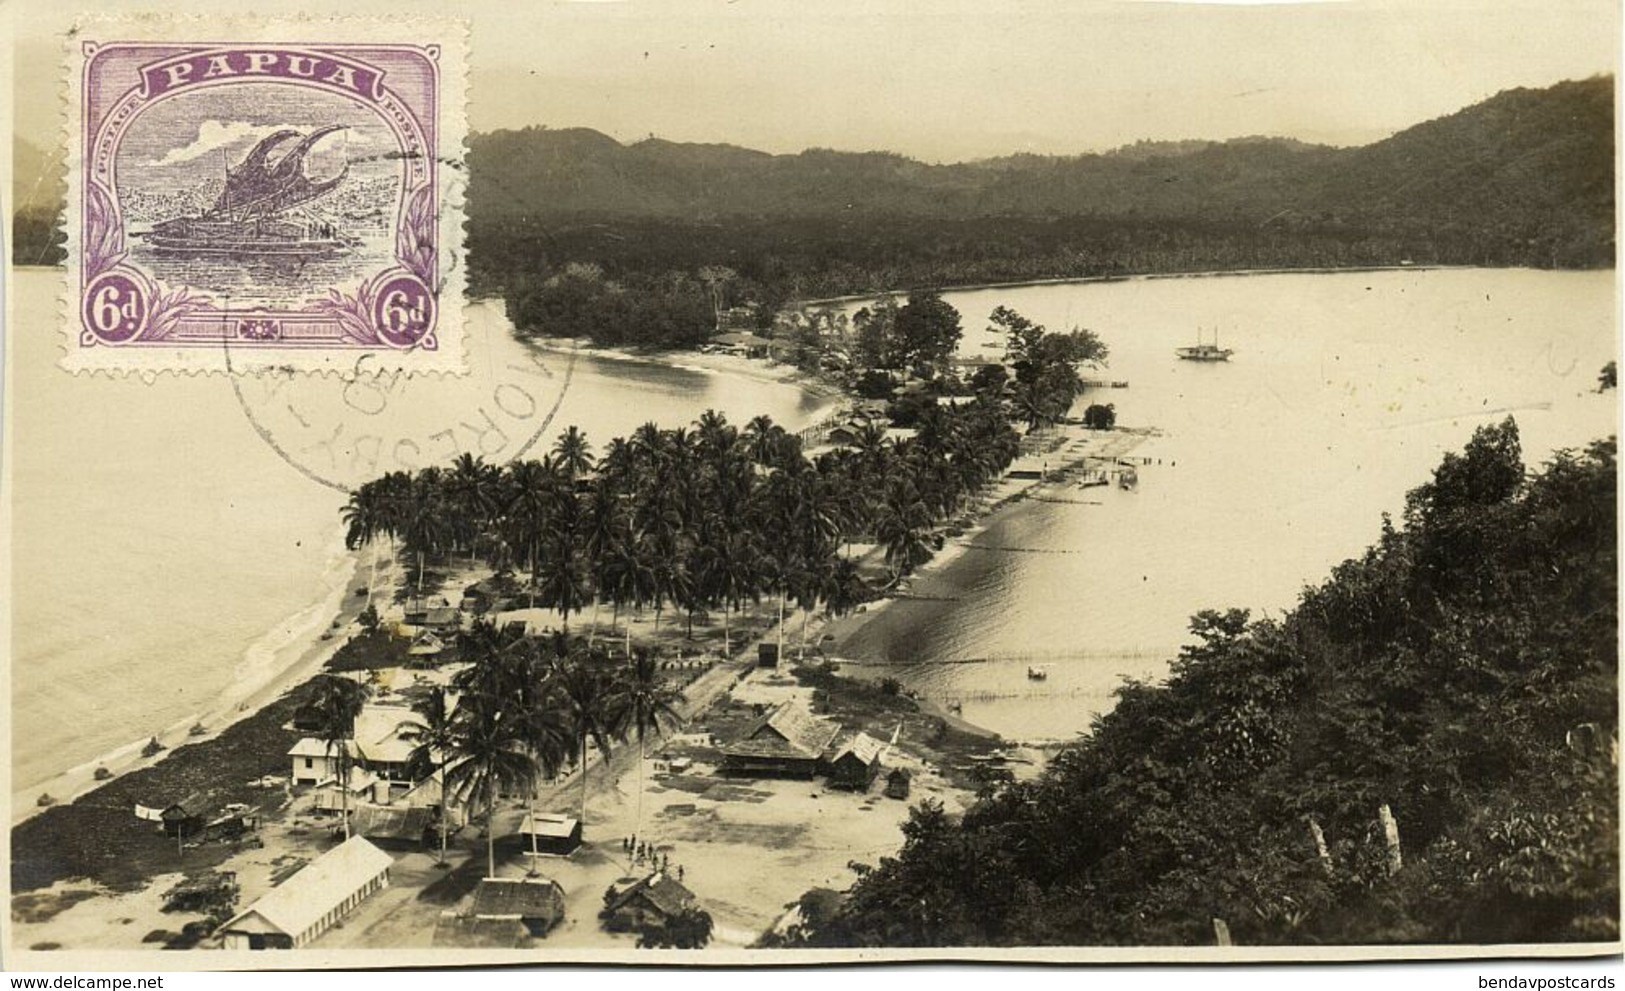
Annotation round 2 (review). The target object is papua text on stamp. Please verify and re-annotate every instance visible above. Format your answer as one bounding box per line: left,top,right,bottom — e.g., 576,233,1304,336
63,17,468,375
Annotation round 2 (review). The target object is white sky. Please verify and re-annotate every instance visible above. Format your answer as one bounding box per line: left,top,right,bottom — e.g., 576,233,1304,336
10,0,1620,162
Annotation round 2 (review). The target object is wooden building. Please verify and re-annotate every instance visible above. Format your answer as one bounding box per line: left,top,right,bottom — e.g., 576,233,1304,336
350,805,434,851
885,767,912,800
470,877,567,937
431,913,528,949
219,836,392,950
351,703,424,790
602,871,699,933
721,701,841,778
288,738,352,787
712,331,772,358
519,812,583,856
159,793,217,839
823,732,886,791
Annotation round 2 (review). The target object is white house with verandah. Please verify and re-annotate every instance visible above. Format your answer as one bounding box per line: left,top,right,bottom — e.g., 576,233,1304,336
288,738,357,787
219,835,393,950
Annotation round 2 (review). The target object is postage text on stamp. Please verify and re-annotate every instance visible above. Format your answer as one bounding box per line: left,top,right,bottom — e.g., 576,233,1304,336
63,18,468,375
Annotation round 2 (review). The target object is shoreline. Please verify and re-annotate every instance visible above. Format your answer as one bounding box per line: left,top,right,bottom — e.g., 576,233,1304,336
10,537,366,828
523,335,849,404
8,368,1126,941
9,345,837,830
790,262,1475,307
816,424,1162,741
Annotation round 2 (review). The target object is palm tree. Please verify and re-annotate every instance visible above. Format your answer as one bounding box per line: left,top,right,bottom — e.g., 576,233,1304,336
599,436,636,493
822,556,868,621
452,618,530,698
621,648,684,842
552,426,594,480
552,651,626,830
503,460,558,606
648,551,691,635
694,409,736,465
444,688,534,880
536,525,591,634
853,417,890,468
743,414,781,466
603,538,657,658
791,557,827,663
696,265,736,330
403,686,457,866
508,646,573,870
631,421,666,472
697,528,759,657
755,545,796,666
875,480,933,582
581,484,622,644
402,471,452,594
341,482,387,608
308,675,367,839
448,453,500,567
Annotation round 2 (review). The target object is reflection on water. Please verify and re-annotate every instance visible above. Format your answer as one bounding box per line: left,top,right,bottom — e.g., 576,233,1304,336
833,269,1617,742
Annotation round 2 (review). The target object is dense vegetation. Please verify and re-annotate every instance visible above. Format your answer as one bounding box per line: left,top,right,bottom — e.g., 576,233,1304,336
343,401,1022,657
462,77,1613,328
15,78,1613,349
794,421,1617,946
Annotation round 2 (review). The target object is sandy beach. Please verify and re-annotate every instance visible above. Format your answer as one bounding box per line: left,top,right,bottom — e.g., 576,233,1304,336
790,263,1463,308
9,332,1151,955
10,547,369,828
8,544,995,955
524,336,850,406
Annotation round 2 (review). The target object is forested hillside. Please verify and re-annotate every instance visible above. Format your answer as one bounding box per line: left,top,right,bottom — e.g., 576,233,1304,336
462,77,1613,335
796,421,1617,947
14,78,1613,347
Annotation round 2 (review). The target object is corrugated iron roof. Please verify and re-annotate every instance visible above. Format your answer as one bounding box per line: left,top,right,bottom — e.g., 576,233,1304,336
287,737,343,759
222,836,393,939
353,704,420,765
726,702,840,759
828,732,886,765
519,813,580,839
351,805,432,841
470,877,565,920
608,871,697,918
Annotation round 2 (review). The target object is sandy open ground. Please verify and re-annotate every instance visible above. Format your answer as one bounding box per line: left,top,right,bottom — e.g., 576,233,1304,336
11,397,1144,957
319,669,973,951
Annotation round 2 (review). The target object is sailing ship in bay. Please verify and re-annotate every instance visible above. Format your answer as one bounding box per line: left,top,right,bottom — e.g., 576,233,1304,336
1175,327,1234,362
143,126,357,258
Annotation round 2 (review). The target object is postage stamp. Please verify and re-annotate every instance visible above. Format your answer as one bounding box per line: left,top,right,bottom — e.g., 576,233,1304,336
62,16,468,374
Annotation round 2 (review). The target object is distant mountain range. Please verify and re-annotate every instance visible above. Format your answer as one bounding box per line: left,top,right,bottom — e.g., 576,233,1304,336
467,76,1613,232
13,76,1614,273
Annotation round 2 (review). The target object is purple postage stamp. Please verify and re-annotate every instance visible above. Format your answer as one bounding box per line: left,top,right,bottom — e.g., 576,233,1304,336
63,17,468,374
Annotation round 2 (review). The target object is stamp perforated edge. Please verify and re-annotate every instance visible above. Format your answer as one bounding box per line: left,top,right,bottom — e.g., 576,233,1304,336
57,13,470,379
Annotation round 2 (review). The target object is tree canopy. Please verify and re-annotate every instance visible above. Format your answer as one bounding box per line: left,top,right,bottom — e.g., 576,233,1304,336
802,420,1617,947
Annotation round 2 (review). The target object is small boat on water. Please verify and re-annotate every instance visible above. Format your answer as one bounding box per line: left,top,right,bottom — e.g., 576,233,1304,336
1176,328,1234,362
1027,666,1048,681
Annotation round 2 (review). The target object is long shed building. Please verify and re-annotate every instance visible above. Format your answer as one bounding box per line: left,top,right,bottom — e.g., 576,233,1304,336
219,836,393,950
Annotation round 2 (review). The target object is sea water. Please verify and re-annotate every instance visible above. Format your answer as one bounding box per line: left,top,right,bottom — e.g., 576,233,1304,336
835,268,1618,740
8,269,824,797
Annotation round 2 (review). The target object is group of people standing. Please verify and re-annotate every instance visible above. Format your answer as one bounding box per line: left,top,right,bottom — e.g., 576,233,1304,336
622,834,685,881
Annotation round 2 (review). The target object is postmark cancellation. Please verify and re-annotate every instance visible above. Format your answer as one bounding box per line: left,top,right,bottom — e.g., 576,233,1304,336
62,16,468,375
